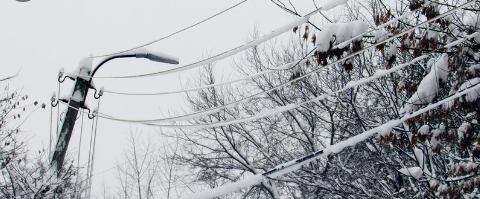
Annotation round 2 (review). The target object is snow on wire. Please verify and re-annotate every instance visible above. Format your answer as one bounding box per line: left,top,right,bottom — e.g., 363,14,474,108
59,30,477,129
82,2,476,124
180,81,480,199
63,0,350,80
102,3,427,96
103,59,308,96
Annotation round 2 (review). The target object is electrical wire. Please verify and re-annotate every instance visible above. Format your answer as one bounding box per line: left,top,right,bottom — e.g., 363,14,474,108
74,111,85,199
91,0,249,58
92,5,423,96
54,25,480,131
86,98,101,199
103,57,309,96
49,103,53,158
66,2,476,124
64,2,349,80
85,109,97,199
56,82,61,137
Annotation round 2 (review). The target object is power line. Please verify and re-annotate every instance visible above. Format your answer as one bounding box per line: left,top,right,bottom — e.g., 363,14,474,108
63,2,348,80
142,55,430,128
54,29,478,144
95,5,422,96
64,2,475,124
103,58,308,96
91,0,249,58
65,16,310,79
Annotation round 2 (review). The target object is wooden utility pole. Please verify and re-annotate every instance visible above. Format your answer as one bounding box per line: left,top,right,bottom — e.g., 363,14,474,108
52,63,92,172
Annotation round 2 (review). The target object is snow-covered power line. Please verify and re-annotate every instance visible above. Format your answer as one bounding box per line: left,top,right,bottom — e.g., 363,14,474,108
63,0,350,80
91,0,249,59
73,2,475,124
142,55,430,128
100,3,424,96
103,59,308,96
59,28,473,127
67,17,309,79
180,81,480,199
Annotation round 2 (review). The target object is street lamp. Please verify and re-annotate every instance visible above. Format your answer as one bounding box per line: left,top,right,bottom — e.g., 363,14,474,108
52,49,179,172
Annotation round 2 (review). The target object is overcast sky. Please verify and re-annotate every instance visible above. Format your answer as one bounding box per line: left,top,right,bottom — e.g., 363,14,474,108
0,0,325,197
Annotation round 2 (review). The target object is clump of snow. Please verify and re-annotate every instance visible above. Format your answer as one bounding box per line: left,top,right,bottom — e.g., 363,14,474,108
335,23,352,45
413,147,424,169
399,167,423,179
418,125,430,135
72,57,93,81
431,135,440,150
457,122,471,140
457,78,480,102
71,90,84,103
316,30,333,52
351,21,369,41
378,125,392,136
58,67,64,78
404,54,449,113
316,20,369,51
321,0,348,11
387,44,398,60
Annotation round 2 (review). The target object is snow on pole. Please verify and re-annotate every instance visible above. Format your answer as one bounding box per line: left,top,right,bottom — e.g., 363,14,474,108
181,82,480,199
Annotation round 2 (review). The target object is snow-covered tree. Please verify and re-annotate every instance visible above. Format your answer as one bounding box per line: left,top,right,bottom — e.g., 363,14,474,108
164,0,480,198
0,75,77,198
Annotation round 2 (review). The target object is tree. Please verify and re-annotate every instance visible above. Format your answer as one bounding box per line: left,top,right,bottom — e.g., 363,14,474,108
116,131,157,199
115,130,191,199
166,0,480,198
0,74,77,198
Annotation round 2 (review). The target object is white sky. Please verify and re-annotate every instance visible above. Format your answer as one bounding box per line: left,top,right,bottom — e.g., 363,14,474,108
0,0,327,197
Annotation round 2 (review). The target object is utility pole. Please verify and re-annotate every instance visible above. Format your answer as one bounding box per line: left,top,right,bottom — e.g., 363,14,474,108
52,60,92,172
51,49,179,173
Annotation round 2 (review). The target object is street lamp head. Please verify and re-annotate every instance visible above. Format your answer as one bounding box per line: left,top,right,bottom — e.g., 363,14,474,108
134,51,179,65
90,48,179,78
